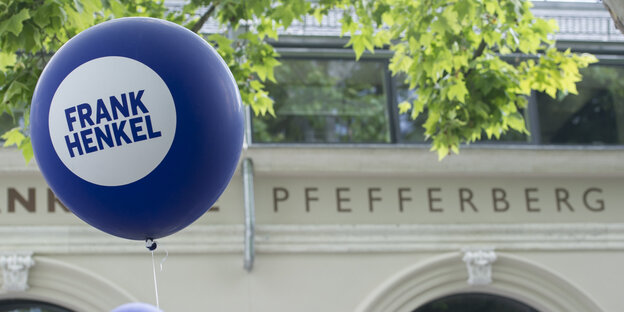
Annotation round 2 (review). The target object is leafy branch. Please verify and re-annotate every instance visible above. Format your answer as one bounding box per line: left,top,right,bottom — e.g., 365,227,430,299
0,0,597,162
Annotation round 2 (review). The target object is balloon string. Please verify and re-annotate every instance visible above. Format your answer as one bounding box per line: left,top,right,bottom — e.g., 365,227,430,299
151,250,160,310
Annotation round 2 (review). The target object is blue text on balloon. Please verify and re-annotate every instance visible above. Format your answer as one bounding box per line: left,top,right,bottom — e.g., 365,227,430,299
62,90,162,158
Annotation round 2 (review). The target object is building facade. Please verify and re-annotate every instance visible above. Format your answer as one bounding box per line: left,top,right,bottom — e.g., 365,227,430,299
0,1,623,311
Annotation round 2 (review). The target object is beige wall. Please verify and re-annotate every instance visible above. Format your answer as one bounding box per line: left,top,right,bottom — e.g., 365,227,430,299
18,250,622,312
0,147,623,311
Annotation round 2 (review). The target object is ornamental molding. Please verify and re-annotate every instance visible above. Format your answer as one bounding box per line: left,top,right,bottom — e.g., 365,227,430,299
5,147,624,178
462,248,497,285
255,223,624,253
0,223,621,254
0,252,35,292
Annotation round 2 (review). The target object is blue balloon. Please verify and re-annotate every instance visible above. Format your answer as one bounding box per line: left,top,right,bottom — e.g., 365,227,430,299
111,302,162,312
30,18,244,240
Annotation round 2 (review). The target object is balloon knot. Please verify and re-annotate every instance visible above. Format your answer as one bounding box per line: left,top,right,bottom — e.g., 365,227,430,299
145,238,157,251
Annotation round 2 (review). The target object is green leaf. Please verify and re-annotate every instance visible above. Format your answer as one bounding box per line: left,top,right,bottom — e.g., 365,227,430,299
347,35,373,60
33,5,51,28
483,30,502,47
485,1,498,15
507,112,526,132
0,8,31,36
21,23,39,52
434,143,450,161
19,137,33,163
454,0,474,21
448,80,468,103
1,128,26,147
108,0,125,17
3,81,26,104
264,57,281,82
340,15,357,35
381,11,394,26
249,80,263,91
208,34,234,54
275,5,295,28
442,9,461,34
313,7,324,24
398,101,411,114
431,14,450,34
0,52,16,70
411,97,426,119
373,29,392,47
254,64,268,81
389,48,413,74
450,144,459,155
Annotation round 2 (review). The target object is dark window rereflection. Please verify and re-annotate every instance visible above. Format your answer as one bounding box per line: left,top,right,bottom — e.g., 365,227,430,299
0,112,22,141
413,293,539,312
536,65,624,145
395,76,428,143
252,58,391,143
0,299,74,312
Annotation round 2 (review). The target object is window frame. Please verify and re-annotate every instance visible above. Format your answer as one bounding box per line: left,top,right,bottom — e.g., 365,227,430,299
250,49,396,145
243,42,624,150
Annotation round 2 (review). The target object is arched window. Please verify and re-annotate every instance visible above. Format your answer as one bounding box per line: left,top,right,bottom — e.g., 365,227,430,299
412,293,539,312
0,299,74,312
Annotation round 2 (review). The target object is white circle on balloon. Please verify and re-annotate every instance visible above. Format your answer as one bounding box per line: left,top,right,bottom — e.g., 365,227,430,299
48,56,176,186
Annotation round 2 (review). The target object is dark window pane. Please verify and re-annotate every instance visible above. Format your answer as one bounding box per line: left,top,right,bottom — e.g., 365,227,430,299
0,300,74,312
252,58,391,143
0,112,21,139
395,77,427,143
413,293,539,312
536,65,624,145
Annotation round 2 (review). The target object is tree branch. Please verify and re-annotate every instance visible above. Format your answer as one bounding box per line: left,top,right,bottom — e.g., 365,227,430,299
464,40,487,78
604,0,624,34
472,40,487,61
191,3,217,33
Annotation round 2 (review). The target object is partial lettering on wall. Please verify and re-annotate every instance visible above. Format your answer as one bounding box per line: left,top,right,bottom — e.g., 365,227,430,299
1,175,622,225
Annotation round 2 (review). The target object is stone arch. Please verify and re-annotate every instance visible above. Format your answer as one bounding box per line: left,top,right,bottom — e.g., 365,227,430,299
355,252,603,312
0,256,136,311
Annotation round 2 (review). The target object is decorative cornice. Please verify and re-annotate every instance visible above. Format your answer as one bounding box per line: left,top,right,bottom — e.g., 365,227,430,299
0,225,244,254
0,223,622,254
4,147,624,177
255,223,624,253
